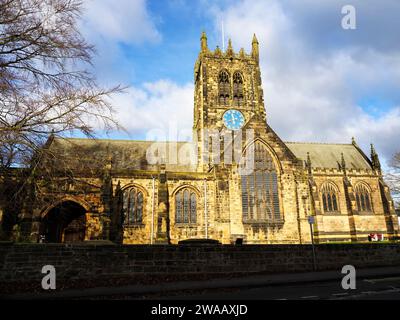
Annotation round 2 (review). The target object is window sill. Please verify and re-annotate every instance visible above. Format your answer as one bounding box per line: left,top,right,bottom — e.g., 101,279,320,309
243,220,284,226
175,223,197,228
356,211,375,216
124,223,145,228
322,212,343,216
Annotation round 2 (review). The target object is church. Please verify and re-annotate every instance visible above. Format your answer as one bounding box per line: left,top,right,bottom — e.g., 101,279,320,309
18,32,399,244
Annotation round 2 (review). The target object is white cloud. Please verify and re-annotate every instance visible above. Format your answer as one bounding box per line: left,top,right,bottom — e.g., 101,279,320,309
208,0,400,165
81,0,400,169
81,0,160,45
111,80,194,140
77,0,161,86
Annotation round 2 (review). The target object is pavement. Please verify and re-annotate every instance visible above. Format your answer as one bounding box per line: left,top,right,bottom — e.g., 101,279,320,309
2,265,400,300
161,274,400,300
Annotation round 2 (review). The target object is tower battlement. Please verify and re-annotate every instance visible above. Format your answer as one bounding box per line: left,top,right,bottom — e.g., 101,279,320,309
199,31,259,62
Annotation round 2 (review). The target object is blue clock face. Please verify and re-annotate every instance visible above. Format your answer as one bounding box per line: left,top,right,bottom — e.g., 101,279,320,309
223,109,245,130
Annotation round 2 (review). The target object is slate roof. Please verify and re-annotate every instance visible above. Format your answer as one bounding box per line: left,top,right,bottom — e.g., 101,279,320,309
285,142,372,170
48,138,197,172
48,138,373,172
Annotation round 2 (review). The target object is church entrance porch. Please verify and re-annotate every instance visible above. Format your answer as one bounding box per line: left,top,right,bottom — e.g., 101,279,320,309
40,201,86,243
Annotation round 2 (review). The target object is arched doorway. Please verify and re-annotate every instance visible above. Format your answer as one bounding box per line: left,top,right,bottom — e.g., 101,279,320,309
40,201,87,243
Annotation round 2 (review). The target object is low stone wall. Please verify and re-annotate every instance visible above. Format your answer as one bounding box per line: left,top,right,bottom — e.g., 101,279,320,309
0,242,400,284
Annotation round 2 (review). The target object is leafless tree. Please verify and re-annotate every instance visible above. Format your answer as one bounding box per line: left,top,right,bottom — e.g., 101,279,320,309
0,0,123,169
0,0,124,238
386,152,400,208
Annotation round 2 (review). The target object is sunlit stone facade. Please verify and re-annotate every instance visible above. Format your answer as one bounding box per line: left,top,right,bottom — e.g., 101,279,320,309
21,33,399,244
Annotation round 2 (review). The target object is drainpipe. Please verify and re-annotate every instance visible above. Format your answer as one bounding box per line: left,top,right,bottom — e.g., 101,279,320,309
151,177,155,244
204,178,208,239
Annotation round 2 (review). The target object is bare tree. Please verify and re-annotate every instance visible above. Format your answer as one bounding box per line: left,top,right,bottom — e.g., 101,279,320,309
0,0,124,239
386,152,400,208
0,0,123,169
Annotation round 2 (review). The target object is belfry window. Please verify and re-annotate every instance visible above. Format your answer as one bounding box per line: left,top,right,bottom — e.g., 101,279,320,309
355,184,372,212
175,188,197,224
241,141,281,223
233,72,244,107
321,183,339,213
218,70,230,105
122,187,144,224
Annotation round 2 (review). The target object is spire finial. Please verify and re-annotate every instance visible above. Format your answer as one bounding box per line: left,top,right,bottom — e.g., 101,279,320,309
226,38,234,56
251,33,259,61
371,143,376,154
239,48,245,58
306,152,312,175
341,152,346,173
252,33,259,44
370,143,382,174
200,31,208,52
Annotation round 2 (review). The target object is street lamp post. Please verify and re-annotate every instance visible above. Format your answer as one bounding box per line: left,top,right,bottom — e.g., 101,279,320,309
308,216,317,271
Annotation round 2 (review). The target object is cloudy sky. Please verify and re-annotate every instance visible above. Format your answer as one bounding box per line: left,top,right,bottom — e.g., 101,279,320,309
79,0,400,167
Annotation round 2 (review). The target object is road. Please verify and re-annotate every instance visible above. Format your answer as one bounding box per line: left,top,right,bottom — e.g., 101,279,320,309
138,275,400,300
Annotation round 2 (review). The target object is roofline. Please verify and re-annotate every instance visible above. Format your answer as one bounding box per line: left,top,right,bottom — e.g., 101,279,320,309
55,137,192,144
352,143,374,169
284,141,353,146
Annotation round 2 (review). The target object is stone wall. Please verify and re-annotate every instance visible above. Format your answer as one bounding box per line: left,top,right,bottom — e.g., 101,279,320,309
1,242,400,284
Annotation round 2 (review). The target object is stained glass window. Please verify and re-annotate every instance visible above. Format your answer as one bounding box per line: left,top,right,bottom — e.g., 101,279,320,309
241,141,281,223
122,187,144,224
355,184,372,212
175,188,197,224
321,183,339,212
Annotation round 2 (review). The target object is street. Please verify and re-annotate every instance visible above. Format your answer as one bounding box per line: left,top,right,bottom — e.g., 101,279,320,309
143,275,400,300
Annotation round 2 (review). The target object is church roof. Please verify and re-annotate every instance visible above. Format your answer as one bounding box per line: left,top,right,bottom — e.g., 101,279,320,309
47,138,373,172
285,142,372,170
48,138,197,172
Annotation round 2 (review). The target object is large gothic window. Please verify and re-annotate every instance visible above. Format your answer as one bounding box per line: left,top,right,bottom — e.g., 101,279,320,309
218,70,230,105
122,187,144,224
233,72,244,107
321,183,339,213
175,188,197,224
241,141,281,223
355,183,372,212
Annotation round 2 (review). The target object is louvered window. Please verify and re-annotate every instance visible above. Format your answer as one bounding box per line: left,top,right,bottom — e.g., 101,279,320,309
219,71,230,105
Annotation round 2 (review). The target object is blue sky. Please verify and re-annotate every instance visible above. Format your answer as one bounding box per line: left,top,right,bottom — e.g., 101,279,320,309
79,0,400,167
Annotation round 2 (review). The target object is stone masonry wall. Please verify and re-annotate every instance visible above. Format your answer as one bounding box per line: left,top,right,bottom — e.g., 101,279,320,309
0,242,400,284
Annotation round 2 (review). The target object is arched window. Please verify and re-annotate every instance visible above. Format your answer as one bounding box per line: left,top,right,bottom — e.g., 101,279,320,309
218,70,230,105
321,183,339,213
233,72,244,107
241,141,281,223
355,184,372,212
175,188,197,224
122,187,144,224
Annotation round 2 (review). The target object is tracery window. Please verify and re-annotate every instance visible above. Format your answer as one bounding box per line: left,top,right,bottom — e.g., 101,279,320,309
175,188,197,224
218,70,230,105
355,184,372,212
241,141,281,223
122,187,144,224
321,183,339,213
233,72,244,107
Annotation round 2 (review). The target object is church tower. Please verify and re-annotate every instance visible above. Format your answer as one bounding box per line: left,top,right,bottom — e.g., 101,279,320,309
193,32,267,170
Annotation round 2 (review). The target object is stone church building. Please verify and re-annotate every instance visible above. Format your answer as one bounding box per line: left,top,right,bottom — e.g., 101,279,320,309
13,32,399,244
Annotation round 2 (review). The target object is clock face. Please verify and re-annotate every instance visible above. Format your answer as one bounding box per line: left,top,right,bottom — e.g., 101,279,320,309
223,109,245,130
